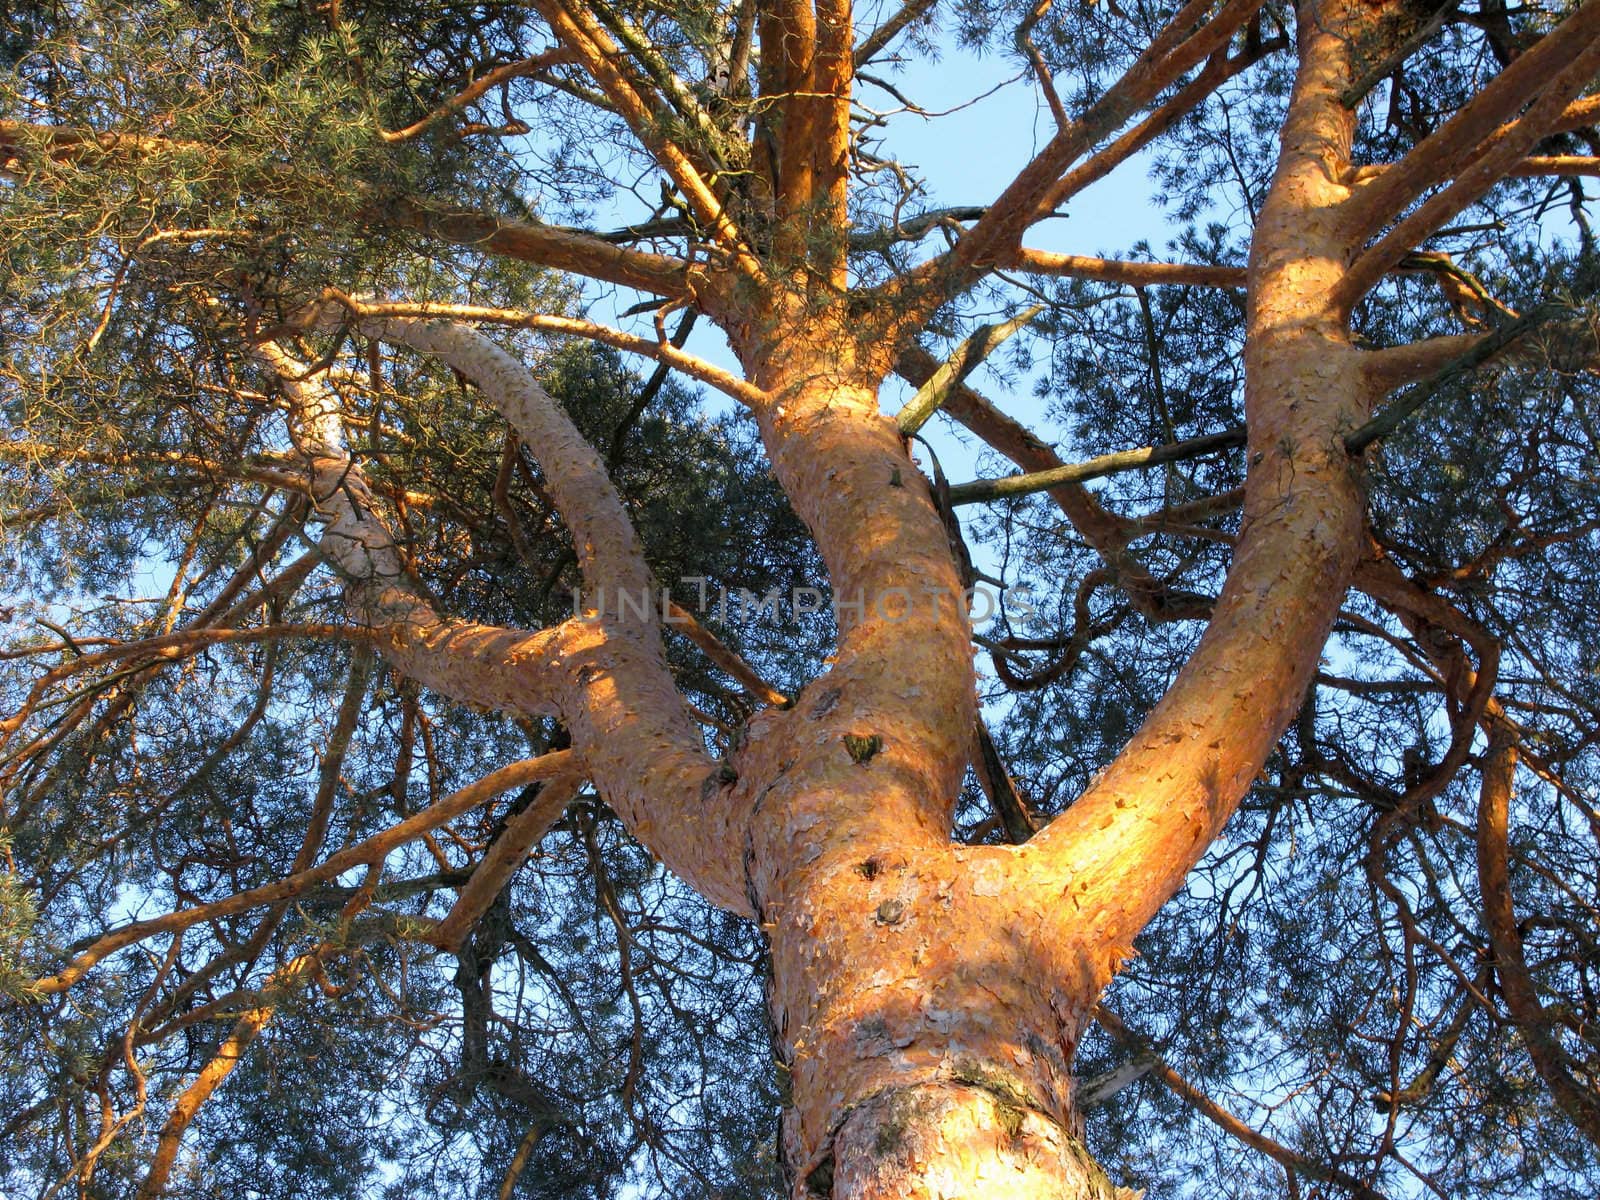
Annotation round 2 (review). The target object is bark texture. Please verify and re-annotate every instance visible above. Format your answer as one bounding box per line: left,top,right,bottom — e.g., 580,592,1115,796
18,0,1595,1193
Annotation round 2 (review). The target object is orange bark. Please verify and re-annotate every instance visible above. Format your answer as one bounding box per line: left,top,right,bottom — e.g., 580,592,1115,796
720,5,1385,1192
23,3,1584,1193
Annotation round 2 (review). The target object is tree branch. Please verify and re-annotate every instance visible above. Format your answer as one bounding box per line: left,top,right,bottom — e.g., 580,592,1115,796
1475,730,1600,1147
853,0,938,68
1095,1005,1393,1200
269,317,749,912
378,47,575,143
1349,303,1580,450
895,344,1213,622
318,295,766,405
947,425,1246,504
891,0,1266,324
1006,249,1246,287
1337,8,1600,305
31,754,576,994
429,771,587,952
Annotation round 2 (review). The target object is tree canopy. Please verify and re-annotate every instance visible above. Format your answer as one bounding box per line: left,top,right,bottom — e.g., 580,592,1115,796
3,0,1600,1197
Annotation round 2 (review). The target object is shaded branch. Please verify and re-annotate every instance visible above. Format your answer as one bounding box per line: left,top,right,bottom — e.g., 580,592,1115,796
30,754,576,994
1095,1005,1393,1200
1476,730,1600,1147
947,425,1246,505
1349,303,1580,451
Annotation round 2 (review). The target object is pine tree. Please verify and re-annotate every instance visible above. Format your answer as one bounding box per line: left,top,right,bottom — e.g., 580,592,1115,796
3,1,1599,1196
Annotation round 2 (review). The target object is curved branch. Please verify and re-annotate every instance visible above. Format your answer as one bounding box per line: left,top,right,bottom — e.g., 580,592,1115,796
378,48,576,143
321,295,766,405
271,316,748,911
1095,1005,1393,1200
1475,731,1600,1147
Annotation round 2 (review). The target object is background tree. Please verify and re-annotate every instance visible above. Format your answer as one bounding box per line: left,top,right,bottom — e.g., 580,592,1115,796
2,0,1600,1197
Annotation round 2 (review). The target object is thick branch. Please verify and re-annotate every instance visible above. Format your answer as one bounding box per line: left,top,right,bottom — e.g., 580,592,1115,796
273,319,748,911
1025,0,1372,954
381,196,695,298
530,0,760,280
1340,4,1600,239
1338,11,1600,305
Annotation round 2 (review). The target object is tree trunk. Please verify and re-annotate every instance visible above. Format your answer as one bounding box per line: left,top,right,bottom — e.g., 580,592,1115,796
762,838,1114,1199
828,1082,1130,1200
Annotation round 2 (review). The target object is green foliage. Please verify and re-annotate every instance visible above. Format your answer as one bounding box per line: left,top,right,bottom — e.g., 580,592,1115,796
3,1,1600,1198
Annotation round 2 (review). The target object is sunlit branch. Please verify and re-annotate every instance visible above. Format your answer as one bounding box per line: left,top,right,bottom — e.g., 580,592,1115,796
586,0,738,167
1337,10,1600,305
1552,93,1600,136
896,306,1043,436
315,294,767,405
852,0,938,68
135,869,382,1200
429,771,587,952
1340,4,1600,237
811,0,856,282
187,496,312,627
892,0,1266,324
1509,155,1600,177
29,754,576,994
1030,31,1286,220
0,439,308,494
282,312,748,913
0,119,695,299
0,625,358,743
761,0,819,225
1005,249,1246,288
381,196,696,298
378,47,575,143
529,0,761,281
1015,0,1071,129
665,601,789,708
